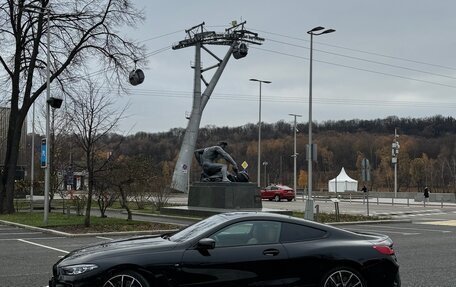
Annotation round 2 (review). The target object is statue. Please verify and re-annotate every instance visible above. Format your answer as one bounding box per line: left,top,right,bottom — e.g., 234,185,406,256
194,141,248,182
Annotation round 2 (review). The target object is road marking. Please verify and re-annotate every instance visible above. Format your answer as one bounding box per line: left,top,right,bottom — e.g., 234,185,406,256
18,239,69,254
416,220,456,227
362,224,452,233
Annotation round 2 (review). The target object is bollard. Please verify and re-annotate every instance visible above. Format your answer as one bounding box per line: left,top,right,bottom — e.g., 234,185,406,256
315,204,320,221
377,195,379,205
350,193,352,204
407,197,410,207
392,197,394,206
335,202,340,222
441,197,444,208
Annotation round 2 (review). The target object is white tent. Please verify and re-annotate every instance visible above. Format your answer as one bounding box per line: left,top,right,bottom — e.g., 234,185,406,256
328,167,358,192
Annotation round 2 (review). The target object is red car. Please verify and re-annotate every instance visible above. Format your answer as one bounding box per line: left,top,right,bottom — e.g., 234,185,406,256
261,184,295,201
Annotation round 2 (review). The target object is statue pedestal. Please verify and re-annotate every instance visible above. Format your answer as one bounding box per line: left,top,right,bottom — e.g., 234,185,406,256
188,182,262,209
161,182,292,217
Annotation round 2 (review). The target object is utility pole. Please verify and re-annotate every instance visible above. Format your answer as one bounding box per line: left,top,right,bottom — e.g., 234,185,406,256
170,21,264,192
392,128,400,198
289,113,302,200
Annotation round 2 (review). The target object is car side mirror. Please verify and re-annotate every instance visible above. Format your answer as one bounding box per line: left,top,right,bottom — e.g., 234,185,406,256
197,238,215,250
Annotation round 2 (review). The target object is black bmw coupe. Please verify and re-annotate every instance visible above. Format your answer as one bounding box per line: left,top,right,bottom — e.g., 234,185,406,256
49,212,400,287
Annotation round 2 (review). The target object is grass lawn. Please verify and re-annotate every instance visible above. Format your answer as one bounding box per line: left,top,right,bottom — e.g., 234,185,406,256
292,211,382,223
0,212,180,234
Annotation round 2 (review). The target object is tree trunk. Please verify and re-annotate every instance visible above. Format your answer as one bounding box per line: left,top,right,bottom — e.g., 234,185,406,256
84,154,93,227
119,186,132,220
0,110,26,214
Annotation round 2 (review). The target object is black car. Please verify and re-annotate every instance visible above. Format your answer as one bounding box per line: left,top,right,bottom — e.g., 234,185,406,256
49,212,400,287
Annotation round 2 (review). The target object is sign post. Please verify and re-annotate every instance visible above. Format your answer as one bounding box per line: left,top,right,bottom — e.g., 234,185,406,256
40,138,47,168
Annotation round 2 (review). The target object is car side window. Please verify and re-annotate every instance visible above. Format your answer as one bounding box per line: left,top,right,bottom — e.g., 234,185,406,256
209,222,254,247
246,221,281,245
280,222,327,242
209,221,282,247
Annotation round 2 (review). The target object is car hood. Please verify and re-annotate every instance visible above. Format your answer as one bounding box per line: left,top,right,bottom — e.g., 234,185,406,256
58,235,177,265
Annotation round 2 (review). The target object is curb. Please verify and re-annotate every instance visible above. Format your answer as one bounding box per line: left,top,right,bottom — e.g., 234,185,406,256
0,219,178,238
373,209,444,217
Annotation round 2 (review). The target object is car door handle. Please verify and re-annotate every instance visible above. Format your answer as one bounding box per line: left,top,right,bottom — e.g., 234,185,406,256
263,248,280,256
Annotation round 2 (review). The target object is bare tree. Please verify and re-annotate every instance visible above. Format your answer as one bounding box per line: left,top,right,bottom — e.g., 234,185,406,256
0,0,145,214
66,78,126,227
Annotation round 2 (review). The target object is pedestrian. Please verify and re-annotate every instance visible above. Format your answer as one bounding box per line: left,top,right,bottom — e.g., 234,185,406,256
424,187,430,202
361,185,368,193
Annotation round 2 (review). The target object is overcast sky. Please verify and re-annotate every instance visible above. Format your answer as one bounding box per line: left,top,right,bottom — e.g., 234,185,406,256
114,0,456,134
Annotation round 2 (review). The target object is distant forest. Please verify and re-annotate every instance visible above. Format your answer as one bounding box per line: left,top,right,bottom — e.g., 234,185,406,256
112,115,456,193
28,115,456,194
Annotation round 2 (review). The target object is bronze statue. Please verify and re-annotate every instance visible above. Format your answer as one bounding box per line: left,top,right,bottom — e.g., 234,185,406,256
195,141,248,182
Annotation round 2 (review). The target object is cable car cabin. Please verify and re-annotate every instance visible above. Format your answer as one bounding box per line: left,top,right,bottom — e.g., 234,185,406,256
233,43,248,59
129,69,145,86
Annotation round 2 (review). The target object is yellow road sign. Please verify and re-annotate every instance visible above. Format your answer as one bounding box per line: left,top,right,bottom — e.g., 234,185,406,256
241,161,248,169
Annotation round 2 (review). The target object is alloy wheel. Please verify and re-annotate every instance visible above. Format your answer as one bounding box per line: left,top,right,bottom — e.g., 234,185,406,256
323,269,364,287
103,274,147,287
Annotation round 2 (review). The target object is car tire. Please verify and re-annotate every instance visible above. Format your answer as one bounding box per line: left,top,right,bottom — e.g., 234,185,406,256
274,195,280,202
287,198,292,202
320,267,365,287
103,270,150,287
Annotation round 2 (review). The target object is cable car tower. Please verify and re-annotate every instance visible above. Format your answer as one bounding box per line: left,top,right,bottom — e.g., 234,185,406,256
171,21,264,192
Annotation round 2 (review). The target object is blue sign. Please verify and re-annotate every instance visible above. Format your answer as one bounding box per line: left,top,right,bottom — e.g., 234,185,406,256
41,138,47,168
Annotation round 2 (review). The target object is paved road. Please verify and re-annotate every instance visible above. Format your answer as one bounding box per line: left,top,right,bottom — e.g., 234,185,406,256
2,194,455,287
342,222,456,287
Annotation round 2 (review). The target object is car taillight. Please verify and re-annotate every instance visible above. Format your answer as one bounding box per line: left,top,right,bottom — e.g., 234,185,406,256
373,245,395,255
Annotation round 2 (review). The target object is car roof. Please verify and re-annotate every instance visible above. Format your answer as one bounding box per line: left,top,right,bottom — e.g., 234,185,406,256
215,212,355,236
266,184,293,189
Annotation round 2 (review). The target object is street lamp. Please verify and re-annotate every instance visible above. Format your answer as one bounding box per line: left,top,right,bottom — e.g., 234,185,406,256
289,113,302,201
305,26,335,221
24,4,60,224
262,161,269,186
250,78,271,188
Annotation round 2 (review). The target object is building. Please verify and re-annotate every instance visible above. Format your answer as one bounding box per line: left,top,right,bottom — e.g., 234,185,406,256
0,107,27,180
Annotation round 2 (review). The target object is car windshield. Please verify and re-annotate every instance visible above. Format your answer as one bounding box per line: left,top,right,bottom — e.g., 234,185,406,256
170,214,223,242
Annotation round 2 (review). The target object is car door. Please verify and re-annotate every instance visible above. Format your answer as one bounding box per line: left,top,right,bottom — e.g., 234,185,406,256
178,220,288,287
279,222,329,286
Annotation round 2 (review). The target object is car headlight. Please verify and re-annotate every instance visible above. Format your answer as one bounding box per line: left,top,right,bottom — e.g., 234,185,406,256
61,264,98,275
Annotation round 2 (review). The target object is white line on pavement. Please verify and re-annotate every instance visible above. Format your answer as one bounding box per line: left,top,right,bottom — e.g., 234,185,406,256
18,239,69,254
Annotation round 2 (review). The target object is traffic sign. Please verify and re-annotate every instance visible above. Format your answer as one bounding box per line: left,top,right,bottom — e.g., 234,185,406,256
241,161,248,169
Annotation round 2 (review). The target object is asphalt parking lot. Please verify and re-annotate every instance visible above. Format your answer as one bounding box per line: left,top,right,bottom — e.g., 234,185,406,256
0,224,125,287
1,217,456,287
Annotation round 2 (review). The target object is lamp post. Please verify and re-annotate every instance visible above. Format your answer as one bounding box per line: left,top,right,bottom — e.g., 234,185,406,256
30,103,35,213
262,161,269,186
250,78,271,188
289,113,302,201
24,4,53,224
392,128,400,198
305,26,335,221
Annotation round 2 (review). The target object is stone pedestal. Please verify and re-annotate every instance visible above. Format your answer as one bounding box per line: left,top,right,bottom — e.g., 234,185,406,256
188,182,262,209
